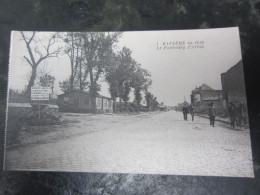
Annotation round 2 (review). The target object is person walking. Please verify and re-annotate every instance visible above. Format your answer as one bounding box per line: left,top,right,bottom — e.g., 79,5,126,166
189,104,194,121
183,105,188,121
208,102,216,127
228,103,236,128
236,103,246,128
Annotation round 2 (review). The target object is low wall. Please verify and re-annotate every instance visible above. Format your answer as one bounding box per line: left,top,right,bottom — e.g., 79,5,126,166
194,101,226,116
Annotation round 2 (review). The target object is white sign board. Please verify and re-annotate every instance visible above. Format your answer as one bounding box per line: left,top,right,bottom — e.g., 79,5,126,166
96,97,102,109
31,87,50,100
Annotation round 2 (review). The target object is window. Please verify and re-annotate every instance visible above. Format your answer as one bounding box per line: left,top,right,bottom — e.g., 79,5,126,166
103,99,107,107
64,97,69,104
85,97,89,105
69,97,74,104
96,98,102,109
194,94,201,102
108,100,112,108
98,99,102,106
74,98,79,105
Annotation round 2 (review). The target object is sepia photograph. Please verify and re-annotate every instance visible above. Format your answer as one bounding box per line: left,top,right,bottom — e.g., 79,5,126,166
4,27,254,177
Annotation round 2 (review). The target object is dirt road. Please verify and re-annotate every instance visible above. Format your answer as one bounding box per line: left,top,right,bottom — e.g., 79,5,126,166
5,111,254,177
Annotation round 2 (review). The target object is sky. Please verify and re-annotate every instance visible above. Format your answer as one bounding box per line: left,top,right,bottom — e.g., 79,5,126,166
8,27,242,106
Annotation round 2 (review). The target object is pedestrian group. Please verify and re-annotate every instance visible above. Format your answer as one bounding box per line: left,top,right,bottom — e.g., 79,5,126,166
182,104,194,121
228,103,247,128
182,102,247,128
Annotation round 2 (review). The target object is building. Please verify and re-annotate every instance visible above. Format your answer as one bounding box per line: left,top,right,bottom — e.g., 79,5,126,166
8,103,33,117
190,84,226,114
176,101,189,111
221,60,247,105
57,91,113,113
8,89,60,116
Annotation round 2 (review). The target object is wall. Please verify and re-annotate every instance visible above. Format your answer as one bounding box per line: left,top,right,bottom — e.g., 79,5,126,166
193,101,226,116
57,92,92,113
191,89,226,115
58,92,113,113
221,61,247,104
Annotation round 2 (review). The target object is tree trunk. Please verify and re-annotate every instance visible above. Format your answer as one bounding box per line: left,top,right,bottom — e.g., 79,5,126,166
136,101,139,112
124,101,128,112
70,34,75,91
70,68,74,92
25,66,37,97
90,92,96,114
119,97,122,112
89,65,97,113
113,97,116,113
79,51,82,91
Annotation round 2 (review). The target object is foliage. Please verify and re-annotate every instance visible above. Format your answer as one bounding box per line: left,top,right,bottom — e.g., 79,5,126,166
6,105,62,147
105,46,152,112
38,73,55,91
117,48,136,104
131,65,152,111
105,47,137,111
59,78,76,93
145,91,159,111
78,32,121,112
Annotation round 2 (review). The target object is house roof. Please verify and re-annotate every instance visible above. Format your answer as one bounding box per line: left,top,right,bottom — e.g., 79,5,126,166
59,90,88,96
8,103,32,108
200,83,213,90
97,95,112,100
59,90,112,100
200,90,223,94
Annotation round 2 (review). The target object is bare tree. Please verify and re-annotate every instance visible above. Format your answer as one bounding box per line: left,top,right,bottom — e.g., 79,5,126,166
63,32,84,92
20,31,61,96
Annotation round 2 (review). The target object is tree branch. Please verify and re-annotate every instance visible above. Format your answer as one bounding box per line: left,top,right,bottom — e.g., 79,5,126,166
20,31,36,45
23,56,33,67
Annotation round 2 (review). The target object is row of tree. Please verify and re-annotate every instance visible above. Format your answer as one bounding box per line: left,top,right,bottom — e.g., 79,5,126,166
105,47,152,112
145,92,159,111
20,31,159,112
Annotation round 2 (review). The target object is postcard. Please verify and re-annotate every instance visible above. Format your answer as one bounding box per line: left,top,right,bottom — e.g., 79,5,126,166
4,27,254,177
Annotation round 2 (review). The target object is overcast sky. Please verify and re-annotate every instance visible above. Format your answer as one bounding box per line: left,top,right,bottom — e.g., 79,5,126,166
9,27,242,106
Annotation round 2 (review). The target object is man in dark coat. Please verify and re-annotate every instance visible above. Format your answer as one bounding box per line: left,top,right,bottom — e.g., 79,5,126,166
228,103,236,128
236,103,246,128
183,105,188,121
208,102,216,127
189,104,194,121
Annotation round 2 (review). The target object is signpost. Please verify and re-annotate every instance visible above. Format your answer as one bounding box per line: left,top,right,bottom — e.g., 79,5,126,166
31,87,50,101
31,87,50,120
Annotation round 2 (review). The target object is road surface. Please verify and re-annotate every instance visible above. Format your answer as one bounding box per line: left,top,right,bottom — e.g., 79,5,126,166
5,111,254,177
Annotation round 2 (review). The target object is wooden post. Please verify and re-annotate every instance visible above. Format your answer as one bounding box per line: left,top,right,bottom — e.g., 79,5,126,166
39,104,41,121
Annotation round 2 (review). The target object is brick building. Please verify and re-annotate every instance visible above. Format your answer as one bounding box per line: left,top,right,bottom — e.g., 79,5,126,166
221,60,247,105
190,84,226,115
